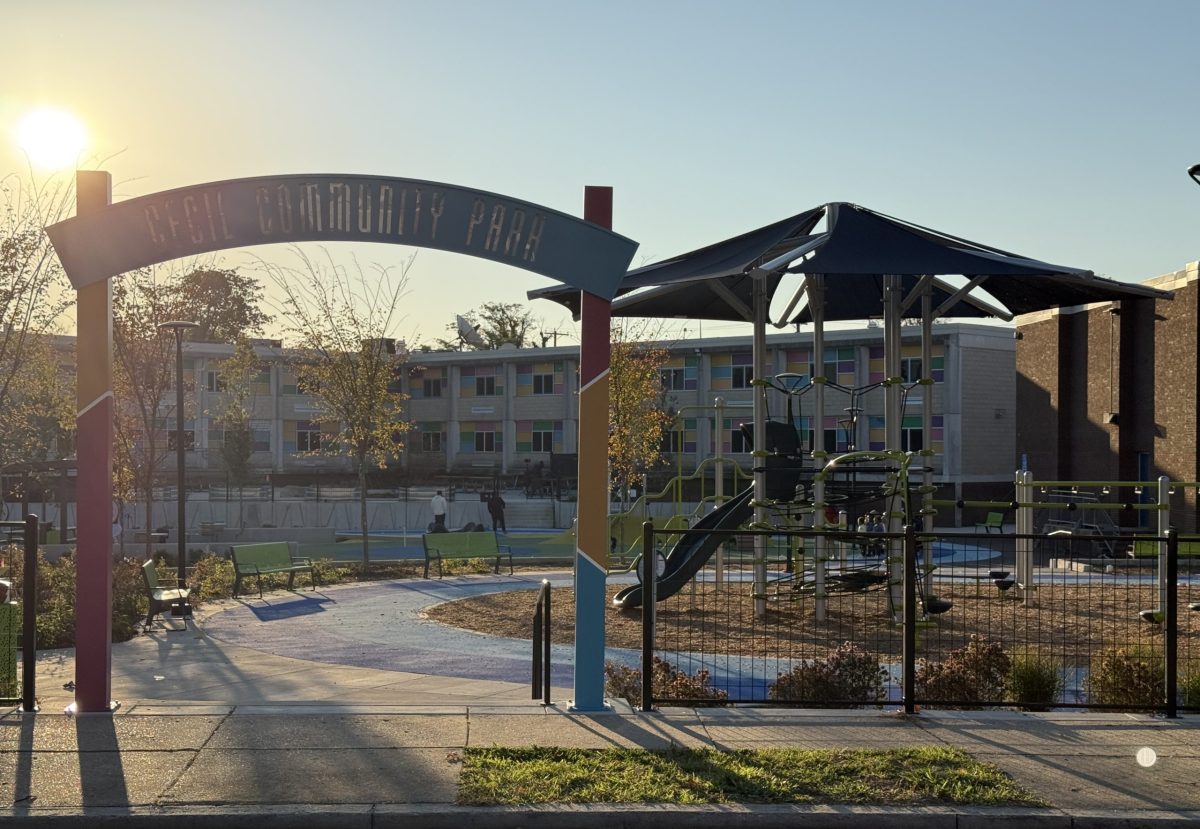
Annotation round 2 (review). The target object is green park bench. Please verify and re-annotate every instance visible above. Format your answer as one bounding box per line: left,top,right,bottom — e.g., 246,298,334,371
230,541,317,598
1129,538,1200,558
422,531,513,578
976,512,1005,533
141,560,191,630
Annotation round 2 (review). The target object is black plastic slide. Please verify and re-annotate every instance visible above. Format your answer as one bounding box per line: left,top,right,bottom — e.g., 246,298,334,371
612,486,754,609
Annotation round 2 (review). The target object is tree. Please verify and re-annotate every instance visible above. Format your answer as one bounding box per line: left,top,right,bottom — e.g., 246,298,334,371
175,268,271,342
211,337,259,529
112,268,187,556
264,249,413,570
439,301,537,350
0,173,75,471
608,323,674,505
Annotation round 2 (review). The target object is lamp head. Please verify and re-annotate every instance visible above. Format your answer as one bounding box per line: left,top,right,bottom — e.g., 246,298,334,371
157,320,200,338
1189,163,1200,187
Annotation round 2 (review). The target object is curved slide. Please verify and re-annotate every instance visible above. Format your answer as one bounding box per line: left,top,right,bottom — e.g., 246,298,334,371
612,486,754,609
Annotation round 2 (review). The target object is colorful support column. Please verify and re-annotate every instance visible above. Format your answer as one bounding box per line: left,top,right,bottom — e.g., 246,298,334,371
573,186,613,711
73,170,115,713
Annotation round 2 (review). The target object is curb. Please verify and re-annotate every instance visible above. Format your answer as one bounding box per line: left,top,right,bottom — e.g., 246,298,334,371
3,805,1200,828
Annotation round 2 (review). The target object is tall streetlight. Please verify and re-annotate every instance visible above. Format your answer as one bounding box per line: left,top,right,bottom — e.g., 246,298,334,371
158,320,199,616
1189,163,1200,188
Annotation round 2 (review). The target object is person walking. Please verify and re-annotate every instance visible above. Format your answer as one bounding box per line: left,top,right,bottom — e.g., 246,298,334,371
430,490,448,532
486,491,507,533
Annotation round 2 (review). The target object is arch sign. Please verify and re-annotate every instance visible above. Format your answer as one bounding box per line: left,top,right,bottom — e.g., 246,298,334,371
48,172,636,713
48,174,636,296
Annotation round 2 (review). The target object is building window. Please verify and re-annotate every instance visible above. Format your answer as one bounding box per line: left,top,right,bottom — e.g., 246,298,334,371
661,429,683,453
474,430,497,452
660,367,686,391
531,430,553,452
730,427,752,453
900,357,923,383
731,357,753,389
205,372,227,393
296,420,322,451
251,420,271,452
422,431,443,452
901,427,924,452
423,378,444,397
532,374,554,395
167,430,195,452
475,375,496,396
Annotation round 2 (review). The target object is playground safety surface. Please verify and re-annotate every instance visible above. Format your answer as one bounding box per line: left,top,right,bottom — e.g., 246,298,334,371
3,573,1200,827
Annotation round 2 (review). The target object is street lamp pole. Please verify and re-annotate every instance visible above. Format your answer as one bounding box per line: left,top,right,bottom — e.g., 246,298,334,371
158,320,199,616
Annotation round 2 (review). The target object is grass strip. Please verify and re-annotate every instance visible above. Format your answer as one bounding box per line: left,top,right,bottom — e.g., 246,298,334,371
459,745,1045,807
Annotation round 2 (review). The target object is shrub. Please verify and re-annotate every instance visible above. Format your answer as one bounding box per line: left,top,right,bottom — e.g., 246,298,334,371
1006,650,1064,710
1180,672,1200,709
604,657,728,707
916,635,1010,708
768,642,887,706
111,557,148,642
190,554,235,602
1085,647,1163,710
441,557,498,576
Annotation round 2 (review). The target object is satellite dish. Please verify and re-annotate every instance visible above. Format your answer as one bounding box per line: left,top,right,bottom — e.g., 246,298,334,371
455,314,486,348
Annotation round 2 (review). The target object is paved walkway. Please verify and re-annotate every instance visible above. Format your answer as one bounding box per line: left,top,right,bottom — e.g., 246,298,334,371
2,573,1200,826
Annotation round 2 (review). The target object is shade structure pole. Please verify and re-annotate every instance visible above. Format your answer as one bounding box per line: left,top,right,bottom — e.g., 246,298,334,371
72,171,115,713
572,186,613,712
883,274,904,621
809,276,827,623
810,276,826,469
752,275,768,618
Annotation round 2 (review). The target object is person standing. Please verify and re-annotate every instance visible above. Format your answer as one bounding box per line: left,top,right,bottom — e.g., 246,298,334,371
486,491,507,533
430,490,448,532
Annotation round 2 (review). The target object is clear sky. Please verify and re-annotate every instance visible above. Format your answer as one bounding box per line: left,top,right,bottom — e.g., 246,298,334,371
3,0,1198,344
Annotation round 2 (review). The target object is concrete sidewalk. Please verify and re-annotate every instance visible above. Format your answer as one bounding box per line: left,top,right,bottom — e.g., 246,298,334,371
2,607,1200,826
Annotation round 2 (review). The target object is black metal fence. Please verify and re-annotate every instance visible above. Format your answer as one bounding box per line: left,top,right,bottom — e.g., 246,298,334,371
640,523,1198,714
1,515,38,711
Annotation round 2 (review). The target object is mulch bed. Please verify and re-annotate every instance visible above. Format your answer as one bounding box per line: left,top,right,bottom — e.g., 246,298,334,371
424,576,1200,664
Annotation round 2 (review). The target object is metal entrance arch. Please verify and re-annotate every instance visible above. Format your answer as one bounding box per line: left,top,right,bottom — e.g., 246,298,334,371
48,171,637,713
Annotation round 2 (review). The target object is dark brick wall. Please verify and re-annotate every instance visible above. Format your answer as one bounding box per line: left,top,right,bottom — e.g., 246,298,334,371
1152,278,1198,529
1015,315,1060,478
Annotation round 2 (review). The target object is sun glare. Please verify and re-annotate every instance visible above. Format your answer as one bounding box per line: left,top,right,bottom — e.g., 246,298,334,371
15,108,87,169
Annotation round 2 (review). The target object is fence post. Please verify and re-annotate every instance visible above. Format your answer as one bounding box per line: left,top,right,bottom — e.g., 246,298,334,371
641,520,655,713
902,523,916,715
1165,528,1178,719
542,581,551,706
22,514,37,712
532,585,543,700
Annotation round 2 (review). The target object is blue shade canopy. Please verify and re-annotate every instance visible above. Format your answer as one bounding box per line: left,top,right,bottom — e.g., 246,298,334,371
530,202,1170,322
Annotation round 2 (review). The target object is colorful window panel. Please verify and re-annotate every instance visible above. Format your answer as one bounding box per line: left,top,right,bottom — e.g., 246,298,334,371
868,344,944,384
659,355,699,391
417,421,444,452
410,367,446,399
516,362,564,397
825,414,851,452
282,419,325,452
459,365,503,397
866,414,943,452
516,419,564,453
721,416,752,453
822,347,856,386
280,367,300,395
663,418,697,454
459,421,503,453
710,353,732,390
783,349,813,384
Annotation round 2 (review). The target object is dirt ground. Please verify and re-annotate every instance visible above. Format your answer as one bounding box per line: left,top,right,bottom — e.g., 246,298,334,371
423,576,1200,663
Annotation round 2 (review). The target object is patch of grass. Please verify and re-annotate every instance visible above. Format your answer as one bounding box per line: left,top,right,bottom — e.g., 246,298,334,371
459,746,1045,807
